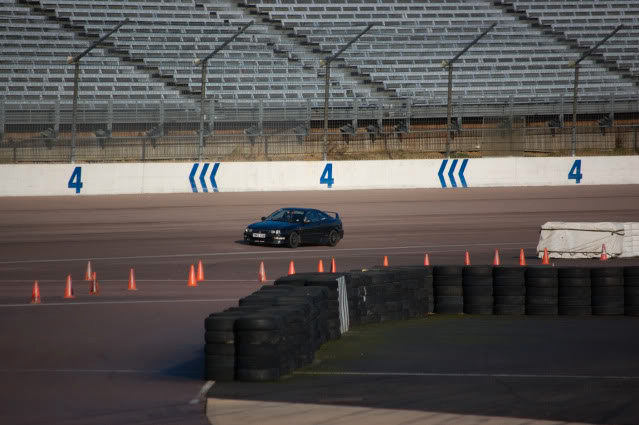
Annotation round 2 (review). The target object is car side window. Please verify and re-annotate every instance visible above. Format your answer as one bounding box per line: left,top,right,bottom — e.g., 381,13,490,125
306,211,321,223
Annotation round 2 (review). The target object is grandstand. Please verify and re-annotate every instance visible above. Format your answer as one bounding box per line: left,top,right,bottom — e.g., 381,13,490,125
0,0,637,161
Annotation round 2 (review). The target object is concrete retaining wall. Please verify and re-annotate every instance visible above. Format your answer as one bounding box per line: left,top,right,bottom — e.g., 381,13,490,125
1,156,637,196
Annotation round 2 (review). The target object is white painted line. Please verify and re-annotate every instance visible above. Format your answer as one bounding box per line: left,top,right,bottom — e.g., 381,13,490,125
190,381,215,405
0,298,237,308
0,241,533,265
0,368,162,374
294,371,639,380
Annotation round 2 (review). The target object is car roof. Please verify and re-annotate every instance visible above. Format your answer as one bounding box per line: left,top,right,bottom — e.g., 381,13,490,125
280,207,316,212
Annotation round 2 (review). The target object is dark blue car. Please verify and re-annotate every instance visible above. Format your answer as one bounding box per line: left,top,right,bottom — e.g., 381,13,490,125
244,207,344,248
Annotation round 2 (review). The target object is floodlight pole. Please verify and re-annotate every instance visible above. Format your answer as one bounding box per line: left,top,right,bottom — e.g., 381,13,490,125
323,24,373,161
195,21,253,162
441,23,495,157
68,18,129,163
570,24,623,156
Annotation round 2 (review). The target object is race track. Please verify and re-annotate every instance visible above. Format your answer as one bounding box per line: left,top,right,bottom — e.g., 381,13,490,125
1,185,638,425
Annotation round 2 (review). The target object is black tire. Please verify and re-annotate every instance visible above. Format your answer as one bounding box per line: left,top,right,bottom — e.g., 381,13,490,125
625,266,639,277
205,367,235,382
493,266,526,279
494,285,526,296
495,304,525,315
527,267,558,278
205,355,235,368
495,296,525,305
592,305,624,316
204,343,235,356
526,296,557,306
434,285,463,296
327,229,340,247
463,286,493,297
626,287,639,297
559,306,592,316
236,368,280,382
288,231,300,249
204,331,235,344
493,277,526,287
464,304,493,315
558,296,591,307
435,296,463,307
558,267,590,279
526,287,558,297
625,295,639,305
434,277,463,286
558,277,591,287
464,296,494,305
591,277,624,287
433,266,463,277
625,305,639,316
526,278,558,288
591,286,624,297
435,303,464,314
462,277,493,286
235,317,281,331
559,286,591,297
205,315,240,332
526,305,558,315
463,266,493,277
591,296,624,307
236,356,281,370
236,330,281,345
591,267,623,278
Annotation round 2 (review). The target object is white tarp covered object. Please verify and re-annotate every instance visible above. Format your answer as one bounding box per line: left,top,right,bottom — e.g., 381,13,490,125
537,222,626,259
621,223,639,258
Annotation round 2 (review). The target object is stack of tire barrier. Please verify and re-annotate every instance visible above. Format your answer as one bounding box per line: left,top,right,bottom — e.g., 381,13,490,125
204,310,244,382
462,265,494,315
493,266,526,315
558,267,591,316
433,266,463,314
625,266,639,316
348,269,387,325
397,266,434,314
525,266,558,315
591,267,624,316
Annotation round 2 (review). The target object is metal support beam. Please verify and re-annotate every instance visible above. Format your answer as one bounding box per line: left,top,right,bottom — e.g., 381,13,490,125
570,24,624,156
323,24,374,160
442,23,496,157
195,21,253,162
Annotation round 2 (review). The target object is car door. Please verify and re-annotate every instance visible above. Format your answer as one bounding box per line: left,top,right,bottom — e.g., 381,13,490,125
302,210,322,243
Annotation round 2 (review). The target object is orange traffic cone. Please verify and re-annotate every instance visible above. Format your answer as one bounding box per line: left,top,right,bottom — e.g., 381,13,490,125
288,260,296,276
187,264,197,287
464,251,471,266
89,272,99,295
383,256,389,267
31,280,41,304
128,268,138,291
542,248,550,265
600,244,608,261
317,259,324,273
519,248,526,266
196,260,205,282
424,253,430,266
85,261,93,281
493,249,501,266
330,257,336,273
64,274,74,299
258,261,267,282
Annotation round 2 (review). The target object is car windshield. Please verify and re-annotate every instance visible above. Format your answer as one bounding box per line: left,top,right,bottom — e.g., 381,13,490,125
265,209,305,223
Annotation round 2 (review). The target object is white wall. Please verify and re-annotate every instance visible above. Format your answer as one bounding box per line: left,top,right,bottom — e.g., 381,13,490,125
0,156,637,196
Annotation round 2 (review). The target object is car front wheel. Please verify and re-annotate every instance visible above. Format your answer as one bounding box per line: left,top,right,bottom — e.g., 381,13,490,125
288,231,300,249
328,229,340,247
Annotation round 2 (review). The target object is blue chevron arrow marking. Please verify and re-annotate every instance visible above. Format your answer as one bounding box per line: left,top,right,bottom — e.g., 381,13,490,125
448,159,458,188
438,159,469,188
210,162,220,193
189,164,199,193
189,162,220,193
199,163,210,193
438,159,448,188
458,159,468,188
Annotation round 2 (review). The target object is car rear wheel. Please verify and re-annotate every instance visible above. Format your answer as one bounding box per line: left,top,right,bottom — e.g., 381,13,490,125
328,229,340,247
288,232,300,249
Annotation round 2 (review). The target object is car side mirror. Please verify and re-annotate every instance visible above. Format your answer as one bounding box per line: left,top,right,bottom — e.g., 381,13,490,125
261,217,265,221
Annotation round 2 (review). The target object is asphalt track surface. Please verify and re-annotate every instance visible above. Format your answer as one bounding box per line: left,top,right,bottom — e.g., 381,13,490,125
1,185,639,425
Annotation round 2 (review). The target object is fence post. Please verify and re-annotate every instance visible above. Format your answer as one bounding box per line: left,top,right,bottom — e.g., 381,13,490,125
107,99,113,135
560,94,564,127
54,100,60,135
352,98,358,130
159,98,165,136
406,99,411,133
209,99,215,145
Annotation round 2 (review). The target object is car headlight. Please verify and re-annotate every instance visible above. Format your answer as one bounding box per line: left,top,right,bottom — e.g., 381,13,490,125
270,229,281,234
245,228,251,233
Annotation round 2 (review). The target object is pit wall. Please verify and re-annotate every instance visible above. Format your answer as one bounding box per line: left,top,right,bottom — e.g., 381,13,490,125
1,156,638,196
